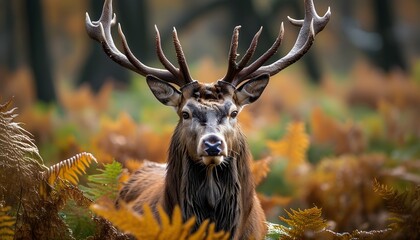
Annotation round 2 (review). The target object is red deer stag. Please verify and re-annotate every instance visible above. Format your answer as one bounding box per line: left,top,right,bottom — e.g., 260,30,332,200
86,0,330,238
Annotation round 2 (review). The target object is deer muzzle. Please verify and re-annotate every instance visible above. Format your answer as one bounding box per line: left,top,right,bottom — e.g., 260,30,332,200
198,134,227,165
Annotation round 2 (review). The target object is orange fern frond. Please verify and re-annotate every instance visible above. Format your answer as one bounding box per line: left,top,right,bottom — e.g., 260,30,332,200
0,202,15,240
277,206,327,240
267,121,309,165
267,122,309,170
257,193,292,213
251,156,272,186
40,152,97,197
310,107,365,154
373,179,420,239
90,199,230,239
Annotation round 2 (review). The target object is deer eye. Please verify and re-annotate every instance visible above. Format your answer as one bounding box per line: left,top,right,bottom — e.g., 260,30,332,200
230,111,238,119
182,111,190,120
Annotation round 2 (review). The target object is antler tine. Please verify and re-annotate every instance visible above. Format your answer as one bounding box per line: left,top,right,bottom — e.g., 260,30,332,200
154,25,184,85
237,27,263,70
173,28,193,84
220,0,330,86
86,1,136,72
222,26,266,84
245,0,331,80
117,24,176,82
233,23,284,86
86,0,183,86
221,26,241,83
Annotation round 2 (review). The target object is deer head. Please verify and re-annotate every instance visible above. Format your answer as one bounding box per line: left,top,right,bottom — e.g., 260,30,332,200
85,0,330,166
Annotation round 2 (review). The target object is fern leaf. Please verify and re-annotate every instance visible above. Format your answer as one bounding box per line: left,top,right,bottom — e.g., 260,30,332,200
40,152,97,197
1,98,45,203
90,200,145,238
81,161,123,200
181,217,196,239
373,179,420,239
0,203,15,240
0,99,72,239
267,121,309,165
157,205,183,239
277,207,327,240
140,204,161,239
188,219,210,240
0,98,43,170
90,199,229,239
251,157,272,186
373,179,410,215
258,194,291,213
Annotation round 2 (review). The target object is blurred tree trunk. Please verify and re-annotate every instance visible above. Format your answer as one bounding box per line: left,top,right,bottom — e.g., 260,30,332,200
373,0,407,72
227,0,269,52
117,0,150,59
1,0,17,70
24,0,56,102
78,0,150,92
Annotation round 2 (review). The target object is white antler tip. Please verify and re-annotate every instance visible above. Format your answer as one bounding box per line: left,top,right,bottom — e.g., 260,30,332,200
310,19,315,36
111,13,117,25
117,23,122,32
287,16,304,27
325,7,332,17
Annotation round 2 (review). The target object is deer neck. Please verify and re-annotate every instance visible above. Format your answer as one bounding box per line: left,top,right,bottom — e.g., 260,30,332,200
164,125,254,234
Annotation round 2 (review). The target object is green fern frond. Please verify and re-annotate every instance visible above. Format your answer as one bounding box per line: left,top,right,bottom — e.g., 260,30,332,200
40,152,97,197
277,206,327,240
60,200,96,239
81,161,123,200
0,202,15,240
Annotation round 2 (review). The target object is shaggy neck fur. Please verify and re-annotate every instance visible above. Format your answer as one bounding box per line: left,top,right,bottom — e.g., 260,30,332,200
164,123,255,236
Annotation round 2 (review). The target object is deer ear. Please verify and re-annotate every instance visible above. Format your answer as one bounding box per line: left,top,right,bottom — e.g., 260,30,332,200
146,75,181,107
235,74,269,106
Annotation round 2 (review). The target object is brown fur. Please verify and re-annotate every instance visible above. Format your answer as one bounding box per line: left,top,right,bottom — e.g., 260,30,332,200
117,81,267,239
88,0,330,237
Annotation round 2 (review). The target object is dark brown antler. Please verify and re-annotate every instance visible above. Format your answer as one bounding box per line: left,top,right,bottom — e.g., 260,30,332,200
221,0,331,86
85,0,193,87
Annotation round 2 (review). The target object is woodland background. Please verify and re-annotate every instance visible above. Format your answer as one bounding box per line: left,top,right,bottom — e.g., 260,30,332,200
0,0,419,239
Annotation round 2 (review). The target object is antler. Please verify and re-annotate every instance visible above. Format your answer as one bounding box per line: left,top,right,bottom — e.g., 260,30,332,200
221,0,331,86
85,0,193,87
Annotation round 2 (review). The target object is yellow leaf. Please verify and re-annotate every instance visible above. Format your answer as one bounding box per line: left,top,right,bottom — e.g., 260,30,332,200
251,157,272,186
90,112,172,164
267,121,309,165
90,199,144,237
188,219,210,240
91,200,229,240
278,207,327,239
118,168,131,190
258,193,292,213
310,107,365,154
140,204,161,239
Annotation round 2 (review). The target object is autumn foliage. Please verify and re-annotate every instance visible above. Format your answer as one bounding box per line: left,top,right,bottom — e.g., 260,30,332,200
1,57,420,239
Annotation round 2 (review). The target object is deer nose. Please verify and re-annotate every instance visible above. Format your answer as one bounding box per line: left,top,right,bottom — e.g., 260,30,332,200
203,136,223,156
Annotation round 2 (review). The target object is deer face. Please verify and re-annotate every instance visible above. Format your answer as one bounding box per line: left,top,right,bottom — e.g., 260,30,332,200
146,74,269,166
87,0,330,164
